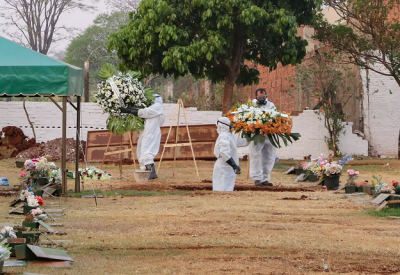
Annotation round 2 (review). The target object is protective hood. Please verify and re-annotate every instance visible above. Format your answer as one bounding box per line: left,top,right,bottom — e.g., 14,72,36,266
154,94,163,104
216,117,232,134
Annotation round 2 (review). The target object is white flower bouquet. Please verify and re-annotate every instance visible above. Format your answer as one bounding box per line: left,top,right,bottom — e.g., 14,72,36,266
78,166,111,181
324,161,343,177
0,226,17,239
375,182,391,194
0,245,11,261
94,64,157,135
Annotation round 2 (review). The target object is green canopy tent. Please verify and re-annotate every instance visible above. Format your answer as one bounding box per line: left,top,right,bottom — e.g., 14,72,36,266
0,36,83,194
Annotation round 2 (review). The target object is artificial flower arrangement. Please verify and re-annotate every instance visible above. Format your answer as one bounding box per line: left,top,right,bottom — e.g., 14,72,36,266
94,63,157,135
24,157,57,179
301,154,351,179
375,182,391,194
392,180,400,194
0,245,11,262
30,208,48,222
19,189,45,207
77,166,111,181
345,169,360,186
227,101,300,147
0,226,17,239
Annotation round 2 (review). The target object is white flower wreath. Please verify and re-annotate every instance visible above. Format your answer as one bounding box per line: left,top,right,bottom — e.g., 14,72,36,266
94,64,156,134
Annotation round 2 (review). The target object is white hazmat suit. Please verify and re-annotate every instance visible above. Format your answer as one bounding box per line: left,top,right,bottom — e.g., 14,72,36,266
249,98,277,185
137,96,165,171
212,117,248,191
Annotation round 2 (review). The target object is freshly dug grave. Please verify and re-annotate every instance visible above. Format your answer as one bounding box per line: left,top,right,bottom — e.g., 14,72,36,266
0,126,36,159
16,138,86,162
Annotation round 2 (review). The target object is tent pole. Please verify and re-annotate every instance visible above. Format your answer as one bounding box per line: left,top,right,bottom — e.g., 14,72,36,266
75,96,81,193
62,96,67,195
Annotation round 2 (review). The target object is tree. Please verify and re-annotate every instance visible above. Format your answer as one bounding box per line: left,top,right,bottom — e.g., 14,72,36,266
295,50,360,155
63,12,129,93
106,0,141,13
0,0,95,55
108,0,321,113
314,0,400,88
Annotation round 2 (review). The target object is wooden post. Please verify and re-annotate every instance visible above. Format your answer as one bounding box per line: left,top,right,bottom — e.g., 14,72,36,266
75,96,81,193
61,97,67,195
173,103,181,177
84,60,90,102
128,131,137,171
119,135,123,177
157,103,179,173
179,99,200,180
101,133,113,170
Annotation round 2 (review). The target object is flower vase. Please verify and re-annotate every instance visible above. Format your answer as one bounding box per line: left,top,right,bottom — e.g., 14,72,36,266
356,186,364,192
324,175,340,190
345,186,357,193
15,161,25,168
22,222,39,230
37,177,49,186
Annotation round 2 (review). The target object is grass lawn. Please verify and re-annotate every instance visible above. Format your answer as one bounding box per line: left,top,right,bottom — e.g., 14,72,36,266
0,158,400,274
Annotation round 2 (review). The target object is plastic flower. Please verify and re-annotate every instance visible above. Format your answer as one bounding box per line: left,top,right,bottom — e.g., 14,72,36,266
31,208,43,215
20,172,26,178
35,196,45,206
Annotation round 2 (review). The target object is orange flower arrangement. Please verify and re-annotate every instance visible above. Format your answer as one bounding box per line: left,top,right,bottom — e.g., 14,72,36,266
227,102,300,147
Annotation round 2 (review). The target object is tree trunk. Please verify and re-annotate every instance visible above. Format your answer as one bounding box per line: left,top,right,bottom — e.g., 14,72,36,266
222,72,237,114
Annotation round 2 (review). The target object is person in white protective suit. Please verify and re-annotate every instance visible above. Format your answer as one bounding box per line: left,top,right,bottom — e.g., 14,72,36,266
249,88,276,186
213,117,248,191
120,95,165,179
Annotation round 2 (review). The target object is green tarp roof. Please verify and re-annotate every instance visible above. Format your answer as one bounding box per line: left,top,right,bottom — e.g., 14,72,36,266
0,36,83,96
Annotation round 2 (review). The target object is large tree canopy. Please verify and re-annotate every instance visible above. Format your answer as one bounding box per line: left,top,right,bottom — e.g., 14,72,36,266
108,0,321,112
314,0,400,88
64,12,129,93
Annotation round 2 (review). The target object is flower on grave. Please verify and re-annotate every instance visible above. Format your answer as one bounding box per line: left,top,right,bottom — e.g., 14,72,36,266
0,245,11,261
375,182,391,194
27,196,39,207
392,180,399,187
20,172,26,178
35,196,45,206
30,208,43,216
0,226,17,239
78,166,111,181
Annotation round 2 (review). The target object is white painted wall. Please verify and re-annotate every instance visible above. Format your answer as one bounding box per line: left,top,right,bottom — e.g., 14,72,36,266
0,103,368,159
0,102,222,142
238,110,368,159
360,64,400,157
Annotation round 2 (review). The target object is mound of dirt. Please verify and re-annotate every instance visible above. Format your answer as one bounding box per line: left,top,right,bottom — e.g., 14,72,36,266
0,126,36,159
16,138,86,162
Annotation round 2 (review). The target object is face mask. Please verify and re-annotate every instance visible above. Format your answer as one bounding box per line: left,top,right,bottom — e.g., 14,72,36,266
217,120,233,131
257,97,267,105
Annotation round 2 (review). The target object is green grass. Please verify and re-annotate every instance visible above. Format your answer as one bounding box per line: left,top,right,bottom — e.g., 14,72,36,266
365,208,400,218
273,164,291,171
67,189,188,197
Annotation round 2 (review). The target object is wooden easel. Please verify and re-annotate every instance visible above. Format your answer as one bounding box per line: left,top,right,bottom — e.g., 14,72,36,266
101,131,137,177
157,99,200,180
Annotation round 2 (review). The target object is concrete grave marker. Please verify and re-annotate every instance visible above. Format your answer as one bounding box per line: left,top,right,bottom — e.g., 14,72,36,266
371,194,390,205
